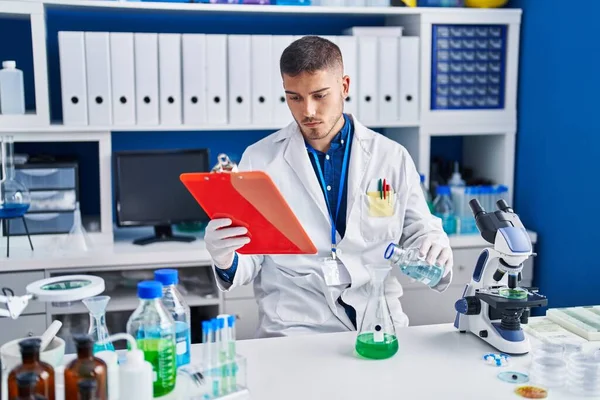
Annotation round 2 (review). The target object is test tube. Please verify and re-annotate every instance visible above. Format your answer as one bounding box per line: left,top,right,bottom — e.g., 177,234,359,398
217,318,229,395
227,315,237,391
210,319,220,397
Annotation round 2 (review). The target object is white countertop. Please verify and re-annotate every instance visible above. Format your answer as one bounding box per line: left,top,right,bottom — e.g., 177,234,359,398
0,227,537,273
214,323,598,400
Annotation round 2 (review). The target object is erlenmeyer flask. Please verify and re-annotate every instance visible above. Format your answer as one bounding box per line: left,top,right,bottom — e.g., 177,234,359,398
355,264,398,360
82,296,114,353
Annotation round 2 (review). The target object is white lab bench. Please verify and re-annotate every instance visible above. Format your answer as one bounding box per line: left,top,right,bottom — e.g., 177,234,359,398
0,226,537,349
225,323,600,400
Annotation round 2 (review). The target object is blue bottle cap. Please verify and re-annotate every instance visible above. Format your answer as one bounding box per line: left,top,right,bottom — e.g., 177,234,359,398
218,318,225,329
211,318,219,331
227,315,235,328
202,321,211,333
436,185,451,196
154,269,178,286
137,281,163,300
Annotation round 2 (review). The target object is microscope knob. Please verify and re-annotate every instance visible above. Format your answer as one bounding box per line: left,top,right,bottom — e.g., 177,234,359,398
455,296,481,315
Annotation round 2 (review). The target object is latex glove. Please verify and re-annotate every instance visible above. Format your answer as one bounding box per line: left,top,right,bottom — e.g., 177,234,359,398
204,218,250,269
419,237,454,277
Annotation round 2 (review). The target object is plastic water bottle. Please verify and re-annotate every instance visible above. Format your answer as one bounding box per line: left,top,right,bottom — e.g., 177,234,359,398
384,243,446,290
0,61,25,115
420,174,433,213
433,185,456,234
126,281,177,398
154,269,191,368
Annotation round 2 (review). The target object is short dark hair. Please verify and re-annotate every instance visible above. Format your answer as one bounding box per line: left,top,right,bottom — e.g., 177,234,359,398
280,36,343,77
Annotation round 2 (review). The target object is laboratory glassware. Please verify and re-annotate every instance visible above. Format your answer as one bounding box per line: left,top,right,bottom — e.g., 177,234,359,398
433,185,456,234
154,269,191,367
14,372,45,400
126,281,176,397
7,339,55,400
0,135,31,220
82,296,114,354
384,243,447,290
64,335,107,400
355,264,398,360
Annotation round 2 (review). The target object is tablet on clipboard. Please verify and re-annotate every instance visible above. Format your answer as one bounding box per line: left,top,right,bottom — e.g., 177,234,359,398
180,171,317,255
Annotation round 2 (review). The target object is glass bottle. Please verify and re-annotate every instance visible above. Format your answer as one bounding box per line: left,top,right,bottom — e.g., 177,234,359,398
355,264,398,360
384,243,448,290
14,372,46,400
126,281,177,398
82,296,114,354
433,185,456,234
154,269,191,367
0,135,31,219
77,379,97,400
7,339,55,400
64,335,107,400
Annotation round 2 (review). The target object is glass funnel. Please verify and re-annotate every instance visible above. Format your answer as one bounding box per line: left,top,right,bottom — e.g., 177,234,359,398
355,264,398,360
0,135,30,219
82,295,114,353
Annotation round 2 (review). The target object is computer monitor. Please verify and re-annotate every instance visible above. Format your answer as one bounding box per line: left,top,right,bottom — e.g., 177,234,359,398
114,148,210,245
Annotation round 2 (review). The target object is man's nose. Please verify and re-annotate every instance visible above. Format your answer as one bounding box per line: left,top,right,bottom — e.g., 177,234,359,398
303,99,317,118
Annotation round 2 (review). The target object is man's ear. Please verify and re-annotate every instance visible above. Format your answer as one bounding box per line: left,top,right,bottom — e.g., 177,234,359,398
342,75,350,98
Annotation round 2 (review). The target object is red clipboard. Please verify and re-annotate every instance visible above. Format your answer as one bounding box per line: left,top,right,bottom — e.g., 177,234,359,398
180,171,317,255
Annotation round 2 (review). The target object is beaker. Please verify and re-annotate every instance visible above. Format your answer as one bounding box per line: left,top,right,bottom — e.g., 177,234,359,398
82,296,114,353
0,135,30,219
355,264,398,360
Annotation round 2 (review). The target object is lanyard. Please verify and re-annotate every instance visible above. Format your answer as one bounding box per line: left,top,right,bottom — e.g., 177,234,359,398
308,124,352,260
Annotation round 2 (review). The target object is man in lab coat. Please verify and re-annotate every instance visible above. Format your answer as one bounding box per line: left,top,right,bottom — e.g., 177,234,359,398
204,36,453,338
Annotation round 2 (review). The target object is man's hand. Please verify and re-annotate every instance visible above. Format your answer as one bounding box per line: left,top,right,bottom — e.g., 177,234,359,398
419,237,453,277
204,218,250,269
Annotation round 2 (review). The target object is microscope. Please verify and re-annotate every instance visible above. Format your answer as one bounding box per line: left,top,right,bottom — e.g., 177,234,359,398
454,199,548,355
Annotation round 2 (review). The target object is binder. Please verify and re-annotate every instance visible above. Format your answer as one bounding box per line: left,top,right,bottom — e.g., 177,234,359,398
399,37,420,122
84,32,112,126
228,35,252,125
357,36,378,124
337,36,357,118
58,31,88,126
378,36,399,123
251,35,273,125
180,171,317,255
206,35,228,125
134,33,159,126
110,32,136,126
271,35,295,126
182,34,207,126
159,33,183,126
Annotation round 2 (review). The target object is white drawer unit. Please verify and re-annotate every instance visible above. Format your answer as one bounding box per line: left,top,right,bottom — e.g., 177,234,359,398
14,164,77,190
0,314,47,347
6,211,75,235
0,271,46,315
28,190,77,212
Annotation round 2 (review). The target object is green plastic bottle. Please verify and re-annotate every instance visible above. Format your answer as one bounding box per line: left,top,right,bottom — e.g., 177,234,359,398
355,265,399,360
126,281,177,397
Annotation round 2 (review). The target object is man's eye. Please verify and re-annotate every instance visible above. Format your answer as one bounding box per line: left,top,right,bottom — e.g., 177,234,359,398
315,94,327,99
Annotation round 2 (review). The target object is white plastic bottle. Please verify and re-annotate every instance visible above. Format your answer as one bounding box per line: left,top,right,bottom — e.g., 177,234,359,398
0,61,25,115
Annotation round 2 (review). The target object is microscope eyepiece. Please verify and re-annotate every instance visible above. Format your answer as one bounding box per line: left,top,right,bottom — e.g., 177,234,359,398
469,199,485,217
496,199,513,212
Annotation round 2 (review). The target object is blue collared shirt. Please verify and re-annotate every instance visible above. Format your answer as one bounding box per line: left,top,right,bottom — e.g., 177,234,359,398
215,114,356,327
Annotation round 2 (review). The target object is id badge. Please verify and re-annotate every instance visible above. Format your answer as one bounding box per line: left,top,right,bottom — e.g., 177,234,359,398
321,258,351,287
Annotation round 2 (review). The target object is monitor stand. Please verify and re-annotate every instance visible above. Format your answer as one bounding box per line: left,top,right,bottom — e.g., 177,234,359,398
133,225,196,246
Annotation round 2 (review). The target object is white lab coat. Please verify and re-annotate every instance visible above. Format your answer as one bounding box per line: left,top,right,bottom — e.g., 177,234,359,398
212,115,450,338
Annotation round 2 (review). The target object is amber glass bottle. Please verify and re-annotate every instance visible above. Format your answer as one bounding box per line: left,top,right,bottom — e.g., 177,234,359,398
77,379,98,400
7,339,54,400
64,335,107,400
13,371,47,400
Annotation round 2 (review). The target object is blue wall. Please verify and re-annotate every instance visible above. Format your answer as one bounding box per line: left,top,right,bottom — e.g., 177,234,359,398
509,0,600,309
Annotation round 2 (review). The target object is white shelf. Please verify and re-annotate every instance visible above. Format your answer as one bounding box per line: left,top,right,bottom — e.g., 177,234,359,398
48,289,219,315
30,0,521,18
0,112,49,129
3,120,420,133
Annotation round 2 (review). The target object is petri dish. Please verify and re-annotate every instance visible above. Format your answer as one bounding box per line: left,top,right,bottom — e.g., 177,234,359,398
499,287,528,299
498,371,529,384
532,342,565,359
530,357,567,388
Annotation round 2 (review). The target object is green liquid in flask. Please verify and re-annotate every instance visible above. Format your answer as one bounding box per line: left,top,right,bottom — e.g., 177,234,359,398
355,332,398,360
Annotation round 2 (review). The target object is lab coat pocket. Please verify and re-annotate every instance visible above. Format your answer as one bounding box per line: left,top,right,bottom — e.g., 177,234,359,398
360,191,403,243
275,272,330,325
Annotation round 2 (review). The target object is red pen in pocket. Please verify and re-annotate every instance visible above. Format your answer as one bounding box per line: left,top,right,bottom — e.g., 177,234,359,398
383,179,386,199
